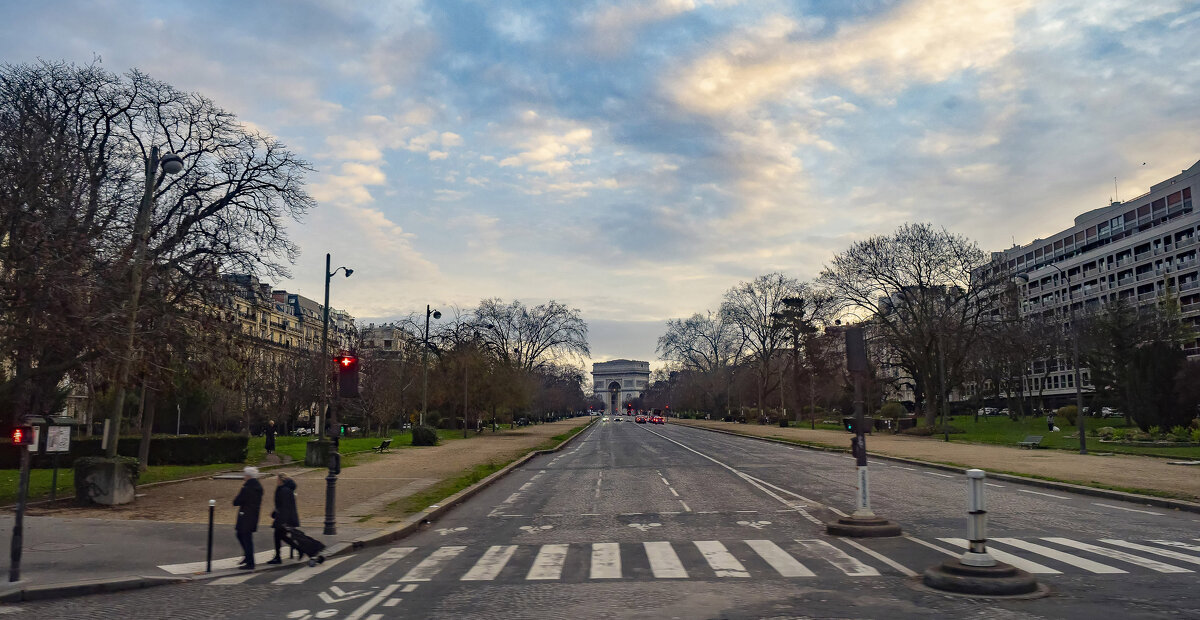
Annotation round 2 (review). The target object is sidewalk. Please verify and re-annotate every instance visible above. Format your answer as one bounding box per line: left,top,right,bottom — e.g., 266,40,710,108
673,419,1200,502
0,419,588,596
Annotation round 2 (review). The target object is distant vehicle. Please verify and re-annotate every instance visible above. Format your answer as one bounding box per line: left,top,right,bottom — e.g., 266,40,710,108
602,416,609,422
650,416,665,424
1100,407,1123,418
998,408,1011,417
635,416,647,423
516,417,529,426
977,407,1000,416
612,417,622,422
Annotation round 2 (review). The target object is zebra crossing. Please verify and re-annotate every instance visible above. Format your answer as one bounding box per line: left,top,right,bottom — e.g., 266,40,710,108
207,536,1200,586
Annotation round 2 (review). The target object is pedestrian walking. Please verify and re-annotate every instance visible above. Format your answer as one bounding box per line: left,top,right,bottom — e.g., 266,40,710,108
268,473,299,565
265,420,276,454
1046,412,1055,432
233,466,263,569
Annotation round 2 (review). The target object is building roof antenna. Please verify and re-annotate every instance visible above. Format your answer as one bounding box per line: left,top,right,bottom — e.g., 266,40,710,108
1114,176,1119,203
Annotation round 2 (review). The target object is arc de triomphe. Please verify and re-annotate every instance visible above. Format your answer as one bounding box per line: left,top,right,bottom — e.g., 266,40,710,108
591,359,650,414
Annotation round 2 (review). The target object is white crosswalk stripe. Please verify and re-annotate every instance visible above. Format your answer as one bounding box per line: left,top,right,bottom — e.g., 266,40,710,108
744,540,814,577
273,555,355,584
1099,540,1200,567
937,538,1061,574
337,547,416,583
590,542,621,579
398,546,466,582
644,541,688,579
694,541,749,578
1150,540,1200,553
795,539,880,576
527,544,569,580
992,538,1126,574
1041,538,1192,573
462,545,518,581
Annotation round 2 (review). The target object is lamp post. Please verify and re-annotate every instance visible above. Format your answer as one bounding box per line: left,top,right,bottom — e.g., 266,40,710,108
105,146,184,458
1015,266,1087,454
421,305,441,427
321,253,353,535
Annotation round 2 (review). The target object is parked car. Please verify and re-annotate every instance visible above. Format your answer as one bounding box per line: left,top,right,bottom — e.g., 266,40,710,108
1100,407,1124,418
516,417,529,426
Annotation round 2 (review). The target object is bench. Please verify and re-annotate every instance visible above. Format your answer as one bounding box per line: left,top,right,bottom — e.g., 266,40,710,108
371,438,393,453
1017,435,1044,449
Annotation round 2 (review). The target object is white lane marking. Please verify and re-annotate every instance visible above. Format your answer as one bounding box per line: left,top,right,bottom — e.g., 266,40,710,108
697,511,719,514
894,466,917,471
660,477,670,486
795,539,880,576
735,510,757,513
745,540,814,577
695,540,750,577
273,555,354,584
461,545,518,581
644,541,688,579
904,535,958,557
520,483,533,490
669,488,680,497
1150,540,1200,553
208,573,259,585
1019,489,1069,499
161,550,275,574
985,483,1006,488
590,542,622,579
992,538,1125,574
938,538,1061,574
829,507,849,518
345,583,400,620
398,546,467,582
595,471,603,499
840,538,918,577
737,473,819,504
383,598,401,607
337,548,416,583
679,500,692,512
1092,503,1164,516
401,584,418,593
580,513,602,516
1100,540,1200,566
526,544,570,580
925,472,953,478
1041,538,1191,573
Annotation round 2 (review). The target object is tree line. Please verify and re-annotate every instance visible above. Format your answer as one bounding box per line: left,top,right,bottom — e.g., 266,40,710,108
655,222,1199,433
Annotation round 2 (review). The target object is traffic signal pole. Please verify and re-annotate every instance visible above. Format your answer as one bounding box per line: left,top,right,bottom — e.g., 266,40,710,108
826,326,901,538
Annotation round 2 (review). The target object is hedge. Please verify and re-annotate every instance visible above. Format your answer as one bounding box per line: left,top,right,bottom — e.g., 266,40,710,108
0,434,248,469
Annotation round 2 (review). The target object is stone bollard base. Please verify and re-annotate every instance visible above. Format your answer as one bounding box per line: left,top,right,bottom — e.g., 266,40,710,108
923,558,1039,596
825,515,902,537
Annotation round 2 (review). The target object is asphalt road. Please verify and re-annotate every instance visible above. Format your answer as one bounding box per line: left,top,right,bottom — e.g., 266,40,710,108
14,418,1200,619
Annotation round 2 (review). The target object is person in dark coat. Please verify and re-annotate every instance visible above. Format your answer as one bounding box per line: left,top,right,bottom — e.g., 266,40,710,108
233,466,263,569
264,420,276,454
268,473,299,564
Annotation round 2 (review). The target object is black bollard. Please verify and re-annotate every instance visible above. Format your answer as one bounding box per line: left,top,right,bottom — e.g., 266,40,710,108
206,499,215,572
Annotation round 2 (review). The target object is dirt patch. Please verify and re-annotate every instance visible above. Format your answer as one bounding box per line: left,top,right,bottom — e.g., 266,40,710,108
675,419,1200,501
29,419,592,529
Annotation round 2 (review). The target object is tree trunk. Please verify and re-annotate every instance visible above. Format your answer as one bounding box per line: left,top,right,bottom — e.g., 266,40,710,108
138,388,157,471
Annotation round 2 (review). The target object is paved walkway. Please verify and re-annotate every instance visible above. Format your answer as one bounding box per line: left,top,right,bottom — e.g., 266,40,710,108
1,419,589,593
673,420,1200,501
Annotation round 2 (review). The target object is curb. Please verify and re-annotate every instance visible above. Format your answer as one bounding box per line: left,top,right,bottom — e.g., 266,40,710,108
0,420,596,604
671,421,1200,515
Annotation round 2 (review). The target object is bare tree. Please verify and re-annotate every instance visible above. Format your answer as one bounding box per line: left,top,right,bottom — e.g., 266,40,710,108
819,223,1008,424
657,311,745,414
472,299,589,372
720,273,806,422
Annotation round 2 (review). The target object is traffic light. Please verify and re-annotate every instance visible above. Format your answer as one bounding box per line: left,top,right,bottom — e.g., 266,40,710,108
11,426,33,446
843,416,857,433
335,354,360,398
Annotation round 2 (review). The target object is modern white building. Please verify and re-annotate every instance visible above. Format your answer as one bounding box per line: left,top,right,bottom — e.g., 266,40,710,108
592,359,650,414
994,159,1199,402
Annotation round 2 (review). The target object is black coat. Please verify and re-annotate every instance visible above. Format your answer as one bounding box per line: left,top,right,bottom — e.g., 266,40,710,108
233,477,263,533
264,425,276,451
271,478,300,529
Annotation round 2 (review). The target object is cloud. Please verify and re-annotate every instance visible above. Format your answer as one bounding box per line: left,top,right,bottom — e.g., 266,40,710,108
309,162,386,206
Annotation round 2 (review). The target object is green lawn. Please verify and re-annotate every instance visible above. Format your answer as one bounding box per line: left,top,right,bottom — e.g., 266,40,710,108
246,428,465,464
942,415,1200,459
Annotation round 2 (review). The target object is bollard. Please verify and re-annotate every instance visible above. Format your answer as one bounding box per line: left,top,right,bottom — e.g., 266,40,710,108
962,469,996,567
206,499,216,573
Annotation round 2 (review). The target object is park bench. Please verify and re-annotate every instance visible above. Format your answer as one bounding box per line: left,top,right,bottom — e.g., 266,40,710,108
1017,435,1044,449
371,438,393,453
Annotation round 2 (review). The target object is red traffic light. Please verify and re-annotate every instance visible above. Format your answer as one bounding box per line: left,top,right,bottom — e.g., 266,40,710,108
11,426,33,446
334,354,358,369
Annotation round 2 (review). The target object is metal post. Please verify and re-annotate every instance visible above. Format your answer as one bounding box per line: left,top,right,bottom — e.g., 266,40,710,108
8,447,30,582
810,370,816,430
206,499,215,573
421,305,431,427
464,362,469,439
939,333,950,442
851,371,874,519
50,453,59,501
321,253,331,441
324,400,338,536
1067,279,1088,455
961,469,996,567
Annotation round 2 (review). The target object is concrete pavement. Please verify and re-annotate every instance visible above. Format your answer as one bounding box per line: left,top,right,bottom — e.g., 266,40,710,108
15,418,1200,618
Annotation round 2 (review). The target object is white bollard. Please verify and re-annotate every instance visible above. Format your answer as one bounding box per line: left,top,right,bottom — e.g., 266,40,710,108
960,469,996,567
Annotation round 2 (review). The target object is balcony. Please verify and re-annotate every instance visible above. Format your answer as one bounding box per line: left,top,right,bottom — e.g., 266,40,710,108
1136,271,1156,282
1178,237,1197,248
1181,281,1200,292
1137,291,1159,301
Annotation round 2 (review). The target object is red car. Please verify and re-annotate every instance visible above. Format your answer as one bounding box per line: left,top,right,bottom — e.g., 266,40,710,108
635,415,647,424
651,416,665,424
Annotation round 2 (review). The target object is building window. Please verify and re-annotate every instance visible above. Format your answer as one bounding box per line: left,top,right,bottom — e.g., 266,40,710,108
384,339,393,348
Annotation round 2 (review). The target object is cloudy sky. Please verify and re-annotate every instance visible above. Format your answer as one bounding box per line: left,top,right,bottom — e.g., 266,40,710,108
4,0,1199,370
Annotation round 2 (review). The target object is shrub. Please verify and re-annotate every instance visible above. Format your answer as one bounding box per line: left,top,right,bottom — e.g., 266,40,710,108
0,433,248,469
1057,405,1078,426
779,419,790,428
901,425,964,436
1148,425,1161,438
1097,426,1116,439
878,402,907,419
411,425,439,446
1170,426,1190,441
1111,428,1127,441
1192,428,1200,443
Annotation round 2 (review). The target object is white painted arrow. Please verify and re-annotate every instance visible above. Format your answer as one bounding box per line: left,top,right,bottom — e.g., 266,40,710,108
318,586,373,604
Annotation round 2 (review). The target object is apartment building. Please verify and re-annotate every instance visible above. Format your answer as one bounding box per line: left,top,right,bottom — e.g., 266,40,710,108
222,274,356,356
994,159,1199,401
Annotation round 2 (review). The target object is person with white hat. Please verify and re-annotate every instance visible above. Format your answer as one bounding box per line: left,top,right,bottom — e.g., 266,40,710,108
232,466,263,569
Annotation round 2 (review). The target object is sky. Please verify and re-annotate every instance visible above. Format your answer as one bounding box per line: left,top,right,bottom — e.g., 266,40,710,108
3,0,1199,372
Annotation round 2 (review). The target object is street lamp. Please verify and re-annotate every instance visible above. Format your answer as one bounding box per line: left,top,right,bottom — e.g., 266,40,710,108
1015,266,1088,455
321,253,352,536
421,305,441,427
105,146,184,458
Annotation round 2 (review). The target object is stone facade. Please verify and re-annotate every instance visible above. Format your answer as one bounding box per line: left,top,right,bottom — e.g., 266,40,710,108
592,359,650,414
